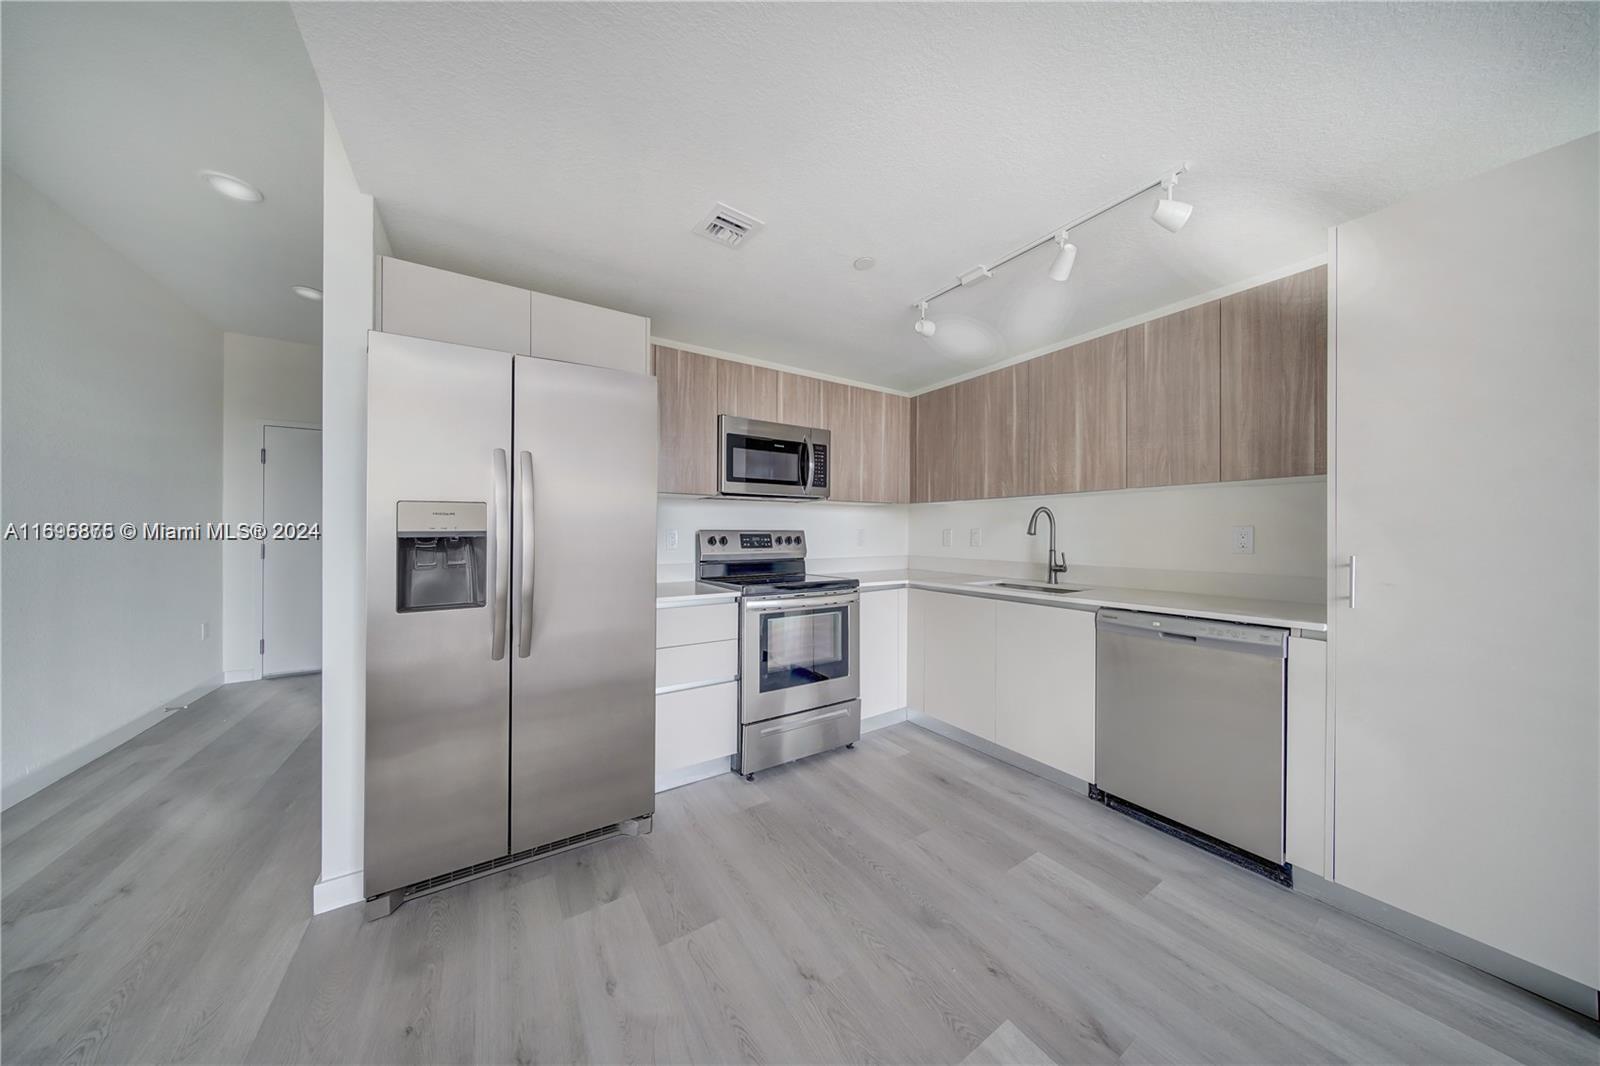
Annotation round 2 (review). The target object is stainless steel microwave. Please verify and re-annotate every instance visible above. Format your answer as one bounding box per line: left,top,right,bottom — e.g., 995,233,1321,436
718,415,830,500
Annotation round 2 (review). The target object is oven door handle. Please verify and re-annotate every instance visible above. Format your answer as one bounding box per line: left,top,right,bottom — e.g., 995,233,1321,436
748,593,859,613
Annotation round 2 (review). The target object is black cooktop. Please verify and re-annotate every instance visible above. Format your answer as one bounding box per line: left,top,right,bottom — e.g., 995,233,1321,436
703,574,859,598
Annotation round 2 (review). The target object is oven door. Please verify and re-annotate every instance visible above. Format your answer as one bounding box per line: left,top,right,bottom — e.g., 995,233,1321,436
740,592,860,723
719,415,826,499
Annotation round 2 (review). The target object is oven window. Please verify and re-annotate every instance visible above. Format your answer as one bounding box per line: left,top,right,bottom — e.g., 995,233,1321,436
760,605,849,692
726,433,804,486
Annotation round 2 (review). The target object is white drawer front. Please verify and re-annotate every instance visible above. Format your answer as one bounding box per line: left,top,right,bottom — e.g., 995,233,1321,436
656,640,738,692
656,602,738,648
656,681,737,773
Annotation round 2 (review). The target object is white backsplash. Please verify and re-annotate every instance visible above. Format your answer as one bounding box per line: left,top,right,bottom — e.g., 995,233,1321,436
657,478,1326,604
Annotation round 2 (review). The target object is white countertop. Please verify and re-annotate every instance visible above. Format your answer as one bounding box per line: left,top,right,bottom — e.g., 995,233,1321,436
823,568,1327,632
655,581,739,607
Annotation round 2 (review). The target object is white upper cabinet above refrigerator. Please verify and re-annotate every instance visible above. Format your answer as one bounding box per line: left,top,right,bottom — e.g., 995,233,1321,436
377,256,650,374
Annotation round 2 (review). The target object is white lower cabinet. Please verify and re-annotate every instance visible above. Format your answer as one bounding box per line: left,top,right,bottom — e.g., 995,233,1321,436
995,601,1095,783
921,591,997,740
859,588,907,718
1284,636,1329,876
655,602,740,789
655,682,736,775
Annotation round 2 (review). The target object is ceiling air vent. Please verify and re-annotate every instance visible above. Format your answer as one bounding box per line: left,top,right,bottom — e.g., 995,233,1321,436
695,203,765,249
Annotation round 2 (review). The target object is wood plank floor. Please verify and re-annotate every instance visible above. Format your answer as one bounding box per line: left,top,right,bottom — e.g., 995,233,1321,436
3,677,1596,1064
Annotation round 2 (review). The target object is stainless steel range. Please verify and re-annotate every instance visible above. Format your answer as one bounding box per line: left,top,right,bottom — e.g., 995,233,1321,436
696,529,860,778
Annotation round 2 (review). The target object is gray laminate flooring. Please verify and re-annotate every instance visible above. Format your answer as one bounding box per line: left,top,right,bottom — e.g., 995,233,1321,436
3,677,1596,1064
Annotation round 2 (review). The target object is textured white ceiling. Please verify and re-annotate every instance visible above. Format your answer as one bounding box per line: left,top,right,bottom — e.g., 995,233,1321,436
296,3,1598,391
2,2,324,346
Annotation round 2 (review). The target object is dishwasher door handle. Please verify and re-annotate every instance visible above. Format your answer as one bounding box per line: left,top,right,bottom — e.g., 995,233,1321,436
1158,631,1198,643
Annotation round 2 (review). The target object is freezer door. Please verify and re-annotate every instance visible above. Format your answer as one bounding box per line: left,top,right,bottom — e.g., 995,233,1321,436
365,332,513,897
510,356,657,851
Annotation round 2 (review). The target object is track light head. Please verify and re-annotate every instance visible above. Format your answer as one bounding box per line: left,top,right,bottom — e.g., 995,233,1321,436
913,302,937,337
1047,230,1077,282
1152,175,1193,233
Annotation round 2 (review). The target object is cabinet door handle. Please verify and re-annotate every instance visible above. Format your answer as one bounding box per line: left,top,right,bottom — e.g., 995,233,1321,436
1339,554,1358,608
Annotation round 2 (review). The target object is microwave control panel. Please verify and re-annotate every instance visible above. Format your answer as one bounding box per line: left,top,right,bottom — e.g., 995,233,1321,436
811,443,829,489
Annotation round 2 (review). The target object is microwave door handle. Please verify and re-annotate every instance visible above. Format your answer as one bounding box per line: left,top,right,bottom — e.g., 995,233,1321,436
800,438,812,491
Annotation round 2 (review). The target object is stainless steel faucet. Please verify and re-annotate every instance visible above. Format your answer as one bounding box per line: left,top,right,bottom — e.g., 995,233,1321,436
1026,506,1069,584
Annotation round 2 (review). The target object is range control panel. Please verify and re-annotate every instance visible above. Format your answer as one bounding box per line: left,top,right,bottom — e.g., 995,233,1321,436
697,529,806,560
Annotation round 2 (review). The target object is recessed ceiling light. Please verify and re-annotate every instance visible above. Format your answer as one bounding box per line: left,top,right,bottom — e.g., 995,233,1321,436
852,256,876,271
291,285,322,302
199,170,263,203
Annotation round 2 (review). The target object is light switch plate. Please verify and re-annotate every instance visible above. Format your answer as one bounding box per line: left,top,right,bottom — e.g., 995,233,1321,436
1232,525,1255,554
969,528,982,548
665,529,679,550
940,528,953,548
856,528,865,547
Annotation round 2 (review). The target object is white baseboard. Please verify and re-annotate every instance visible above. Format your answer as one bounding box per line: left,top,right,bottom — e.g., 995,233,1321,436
1,672,224,811
312,869,365,914
223,668,260,684
655,755,732,793
1294,870,1599,1020
862,706,907,733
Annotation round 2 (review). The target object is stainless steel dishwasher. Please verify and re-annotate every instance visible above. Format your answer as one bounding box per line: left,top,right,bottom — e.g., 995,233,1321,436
1095,608,1288,866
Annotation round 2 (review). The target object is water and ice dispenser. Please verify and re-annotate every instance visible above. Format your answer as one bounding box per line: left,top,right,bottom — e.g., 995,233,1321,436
395,501,487,612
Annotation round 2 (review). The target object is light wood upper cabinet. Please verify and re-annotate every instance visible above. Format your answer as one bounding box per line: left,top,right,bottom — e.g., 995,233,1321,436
880,392,912,504
1129,301,1221,488
912,384,957,503
1221,265,1327,481
1023,328,1130,495
819,381,864,502
981,366,1021,499
652,346,720,495
716,360,780,424
776,371,823,427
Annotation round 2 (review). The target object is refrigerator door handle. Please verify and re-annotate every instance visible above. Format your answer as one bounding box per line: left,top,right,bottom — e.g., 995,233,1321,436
490,448,510,660
517,449,535,657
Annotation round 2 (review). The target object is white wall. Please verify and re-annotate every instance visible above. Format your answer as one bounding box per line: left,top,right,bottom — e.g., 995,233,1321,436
908,477,1326,602
315,107,384,913
656,497,909,579
221,332,321,680
1,170,224,806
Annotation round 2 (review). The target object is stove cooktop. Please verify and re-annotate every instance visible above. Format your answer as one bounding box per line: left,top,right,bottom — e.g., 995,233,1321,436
702,573,859,598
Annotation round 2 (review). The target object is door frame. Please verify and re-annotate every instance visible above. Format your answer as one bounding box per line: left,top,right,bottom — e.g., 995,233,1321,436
259,420,321,678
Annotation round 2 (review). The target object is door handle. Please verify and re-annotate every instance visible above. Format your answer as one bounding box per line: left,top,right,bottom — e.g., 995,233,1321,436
517,450,535,657
800,439,812,491
490,448,510,660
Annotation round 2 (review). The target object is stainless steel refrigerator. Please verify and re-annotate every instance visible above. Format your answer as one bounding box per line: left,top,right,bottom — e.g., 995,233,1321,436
364,331,657,909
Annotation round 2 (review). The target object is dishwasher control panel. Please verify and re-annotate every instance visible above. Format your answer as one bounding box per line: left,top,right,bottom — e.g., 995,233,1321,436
1097,609,1287,649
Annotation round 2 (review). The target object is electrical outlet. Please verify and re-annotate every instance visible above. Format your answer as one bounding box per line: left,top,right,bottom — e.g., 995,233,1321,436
856,528,865,547
969,527,982,548
1232,525,1255,555
940,528,953,548
665,529,679,550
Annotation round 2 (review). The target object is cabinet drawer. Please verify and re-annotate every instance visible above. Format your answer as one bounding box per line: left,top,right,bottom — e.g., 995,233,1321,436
656,602,738,648
656,681,737,773
656,640,738,692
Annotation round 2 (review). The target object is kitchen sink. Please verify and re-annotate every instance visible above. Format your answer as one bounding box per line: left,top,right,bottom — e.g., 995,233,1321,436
981,581,1094,596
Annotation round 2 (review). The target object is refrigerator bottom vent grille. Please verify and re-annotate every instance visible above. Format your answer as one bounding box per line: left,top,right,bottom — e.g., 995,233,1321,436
403,823,626,899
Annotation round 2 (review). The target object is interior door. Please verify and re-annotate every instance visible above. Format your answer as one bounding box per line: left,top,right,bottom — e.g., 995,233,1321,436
365,332,513,897
510,357,657,852
261,425,321,676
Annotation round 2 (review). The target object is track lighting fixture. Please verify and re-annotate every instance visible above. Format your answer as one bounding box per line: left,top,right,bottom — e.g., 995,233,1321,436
1047,230,1077,282
1151,174,1194,233
909,162,1190,333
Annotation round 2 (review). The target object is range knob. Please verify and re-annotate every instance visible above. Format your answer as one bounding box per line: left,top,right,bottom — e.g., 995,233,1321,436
718,535,728,546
